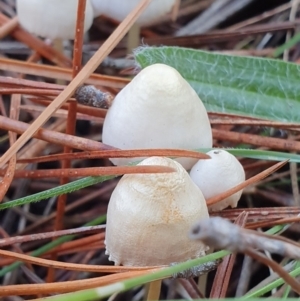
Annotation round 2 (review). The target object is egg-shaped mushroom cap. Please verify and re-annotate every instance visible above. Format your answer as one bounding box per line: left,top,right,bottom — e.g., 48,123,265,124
105,156,209,266
16,0,94,39
91,0,176,25
102,63,212,170
190,150,245,212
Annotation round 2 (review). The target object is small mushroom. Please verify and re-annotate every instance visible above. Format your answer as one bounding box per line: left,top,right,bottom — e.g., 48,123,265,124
90,0,177,25
105,156,209,266
91,0,178,52
16,0,94,39
102,63,212,170
189,150,245,212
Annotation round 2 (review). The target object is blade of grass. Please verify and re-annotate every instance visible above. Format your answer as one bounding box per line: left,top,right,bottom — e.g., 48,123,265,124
273,32,300,58
244,265,300,298
213,148,300,163
0,175,114,210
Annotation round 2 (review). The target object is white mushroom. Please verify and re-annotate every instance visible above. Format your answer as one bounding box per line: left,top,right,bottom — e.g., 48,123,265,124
91,0,178,52
189,150,245,212
102,63,212,170
90,0,176,25
16,0,94,39
105,156,209,266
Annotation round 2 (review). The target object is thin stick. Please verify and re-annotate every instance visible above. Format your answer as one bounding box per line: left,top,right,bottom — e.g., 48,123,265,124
0,165,175,179
0,226,105,247
0,248,162,274
0,16,18,39
190,217,300,294
0,115,113,151
54,0,86,261
0,57,129,88
17,149,210,164
212,128,300,153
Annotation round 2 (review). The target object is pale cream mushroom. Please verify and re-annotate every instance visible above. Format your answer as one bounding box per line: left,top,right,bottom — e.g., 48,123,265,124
16,0,94,39
102,63,212,170
91,0,178,52
105,156,209,266
90,0,177,25
189,150,245,212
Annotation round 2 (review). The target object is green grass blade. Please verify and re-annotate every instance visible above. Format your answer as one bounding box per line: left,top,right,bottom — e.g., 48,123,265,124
273,32,300,58
0,175,115,211
134,46,300,123
206,148,300,162
197,148,300,162
244,265,300,298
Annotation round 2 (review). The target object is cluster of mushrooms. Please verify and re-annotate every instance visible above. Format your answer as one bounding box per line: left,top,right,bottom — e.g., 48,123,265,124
16,0,245,269
16,0,178,39
103,63,246,267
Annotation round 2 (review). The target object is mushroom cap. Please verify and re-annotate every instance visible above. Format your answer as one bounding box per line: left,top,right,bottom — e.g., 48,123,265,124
102,63,212,170
16,0,94,39
91,0,176,25
189,150,245,212
105,156,209,266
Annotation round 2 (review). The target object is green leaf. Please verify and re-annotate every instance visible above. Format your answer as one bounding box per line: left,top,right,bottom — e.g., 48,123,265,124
134,46,300,123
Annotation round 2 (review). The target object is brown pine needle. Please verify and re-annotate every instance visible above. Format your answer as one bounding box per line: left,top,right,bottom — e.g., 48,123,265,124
0,95,21,202
0,249,161,274
214,207,300,224
0,271,151,296
206,160,288,206
0,16,18,39
0,226,106,247
0,165,176,179
213,128,300,152
247,215,300,229
0,115,113,151
245,249,300,294
0,57,129,88
210,212,248,298
17,149,210,164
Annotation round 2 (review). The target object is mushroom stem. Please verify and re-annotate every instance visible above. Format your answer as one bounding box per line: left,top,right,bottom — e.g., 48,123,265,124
146,280,162,301
127,24,141,53
52,39,67,85
171,0,181,21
